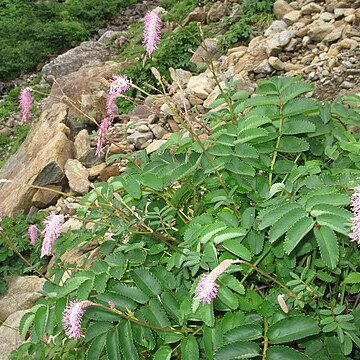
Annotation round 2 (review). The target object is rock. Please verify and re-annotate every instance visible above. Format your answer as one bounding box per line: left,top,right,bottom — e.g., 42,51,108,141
61,218,83,233
88,163,107,180
146,140,167,154
323,24,344,42
45,61,132,126
99,165,120,182
266,30,295,56
268,56,285,70
127,131,154,150
42,41,110,81
182,7,207,25
0,310,28,360
334,8,347,19
308,22,335,42
190,86,209,100
187,75,215,94
107,143,127,156
320,12,335,22
167,119,180,133
337,38,358,50
32,185,62,209
190,38,220,64
207,2,230,22
0,276,45,321
64,159,90,195
301,3,322,15
273,0,293,19
170,68,192,89
188,93,205,106
203,87,222,109
79,148,105,168
283,10,301,25
254,59,273,74
149,124,168,139
74,129,91,160
0,103,72,215
264,20,288,37
341,81,355,89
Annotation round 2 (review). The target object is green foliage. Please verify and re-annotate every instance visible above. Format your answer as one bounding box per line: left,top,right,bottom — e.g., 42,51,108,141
218,0,275,52
0,0,138,80
0,212,46,294
10,77,360,359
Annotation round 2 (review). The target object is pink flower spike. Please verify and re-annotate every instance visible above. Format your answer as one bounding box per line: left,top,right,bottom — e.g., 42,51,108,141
349,185,360,246
20,88,32,124
106,94,116,116
143,10,162,56
62,300,92,339
28,224,38,246
96,118,112,156
195,259,237,304
109,75,132,96
41,212,64,257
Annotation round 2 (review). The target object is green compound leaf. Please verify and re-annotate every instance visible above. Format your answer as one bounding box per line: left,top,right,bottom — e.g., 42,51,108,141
224,324,263,343
282,119,316,135
267,346,311,360
106,326,121,360
214,341,261,359
343,272,360,284
86,333,106,360
268,316,320,344
316,213,350,236
222,239,252,261
154,346,172,360
85,321,113,343
268,207,308,243
181,335,200,360
314,226,339,269
213,228,247,244
131,269,162,297
34,305,48,340
19,312,35,341
108,282,150,304
283,217,314,255
277,136,310,153
119,320,139,360
258,201,300,230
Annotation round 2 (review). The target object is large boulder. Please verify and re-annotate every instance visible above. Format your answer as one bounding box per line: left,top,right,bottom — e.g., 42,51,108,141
0,276,45,321
45,61,132,126
42,41,110,82
0,103,72,215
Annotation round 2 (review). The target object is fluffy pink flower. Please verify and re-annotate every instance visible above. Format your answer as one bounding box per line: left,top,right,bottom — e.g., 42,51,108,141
41,212,64,257
349,186,360,246
195,259,236,304
62,300,92,339
106,94,117,116
20,88,32,124
0,211,3,232
109,75,132,96
96,118,112,156
28,224,38,246
143,10,161,56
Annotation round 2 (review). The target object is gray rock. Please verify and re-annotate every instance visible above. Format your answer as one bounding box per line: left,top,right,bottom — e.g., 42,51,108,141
42,41,110,81
32,185,62,209
79,148,105,168
266,30,295,56
146,140,167,154
308,22,335,42
283,10,301,25
149,124,168,139
264,20,288,37
268,56,285,70
182,7,207,25
207,2,230,22
190,38,220,64
0,276,45,321
64,159,90,195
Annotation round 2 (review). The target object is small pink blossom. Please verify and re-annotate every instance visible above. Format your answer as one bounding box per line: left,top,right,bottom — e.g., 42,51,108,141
349,186,360,246
20,88,32,124
41,212,64,257
109,75,132,96
195,259,237,304
143,10,162,56
28,224,38,246
62,300,92,339
96,118,112,156
106,94,117,116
